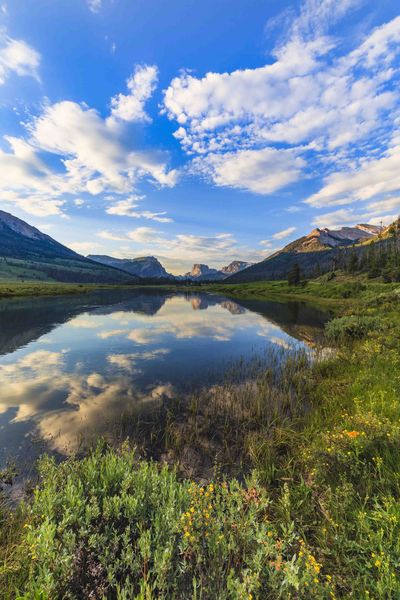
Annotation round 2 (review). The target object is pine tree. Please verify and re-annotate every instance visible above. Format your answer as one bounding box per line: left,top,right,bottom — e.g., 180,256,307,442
348,248,358,274
288,263,301,286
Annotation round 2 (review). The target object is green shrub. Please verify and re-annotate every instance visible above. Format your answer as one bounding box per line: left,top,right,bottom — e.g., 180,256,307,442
339,282,366,298
325,315,383,341
15,444,335,600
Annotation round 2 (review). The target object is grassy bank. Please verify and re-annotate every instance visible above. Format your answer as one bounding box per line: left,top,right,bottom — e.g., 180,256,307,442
0,281,123,298
203,273,400,305
1,280,400,598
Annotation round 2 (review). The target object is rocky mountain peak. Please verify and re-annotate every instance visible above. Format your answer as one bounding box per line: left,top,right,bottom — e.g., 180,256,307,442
187,264,220,277
221,260,252,274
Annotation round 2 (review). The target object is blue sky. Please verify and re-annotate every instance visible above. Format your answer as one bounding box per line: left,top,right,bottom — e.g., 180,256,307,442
0,0,399,273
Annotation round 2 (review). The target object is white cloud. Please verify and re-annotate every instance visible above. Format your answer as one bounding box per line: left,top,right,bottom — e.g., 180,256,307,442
163,10,400,195
288,0,363,40
192,148,304,194
30,101,177,193
110,65,158,124
312,207,396,229
306,136,400,207
0,35,40,85
0,68,178,217
97,230,126,241
126,226,159,244
105,196,173,222
366,196,400,214
68,241,103,254
272,226,297,240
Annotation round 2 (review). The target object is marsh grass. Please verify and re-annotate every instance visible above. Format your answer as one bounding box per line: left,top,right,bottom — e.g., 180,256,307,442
111,348,315,481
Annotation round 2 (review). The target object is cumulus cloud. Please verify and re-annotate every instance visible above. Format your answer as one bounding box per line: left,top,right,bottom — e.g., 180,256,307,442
306,135,400,208
110,65,158,124
162,7,400,197
192,148,305,194
0,66,177,217
0,35,40,85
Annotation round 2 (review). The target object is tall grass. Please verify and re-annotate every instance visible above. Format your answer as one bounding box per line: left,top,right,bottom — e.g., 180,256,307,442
112,348,314,481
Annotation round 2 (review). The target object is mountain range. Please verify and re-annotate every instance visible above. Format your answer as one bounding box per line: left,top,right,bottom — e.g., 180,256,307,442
183,261,252,281
0,209,393,284
228,224,384,282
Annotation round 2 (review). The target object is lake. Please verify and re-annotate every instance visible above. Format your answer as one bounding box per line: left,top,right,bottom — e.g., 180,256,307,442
0,290,329,470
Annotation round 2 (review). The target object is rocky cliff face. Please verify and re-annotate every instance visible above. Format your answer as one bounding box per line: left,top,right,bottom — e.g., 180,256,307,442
221,261,252,274
185,264,222,279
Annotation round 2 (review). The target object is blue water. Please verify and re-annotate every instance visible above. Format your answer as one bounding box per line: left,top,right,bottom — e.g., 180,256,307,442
0,290,328,467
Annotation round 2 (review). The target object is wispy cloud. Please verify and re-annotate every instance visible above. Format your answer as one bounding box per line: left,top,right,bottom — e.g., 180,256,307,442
87,0,101,13
272,226,297,240
0,33,40,85
105,196,173,222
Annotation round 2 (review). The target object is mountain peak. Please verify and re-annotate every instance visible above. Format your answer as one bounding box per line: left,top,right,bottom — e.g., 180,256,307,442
0,210,139,283
0,210,47,241
227,221,390,283
187,264,220,278
283,224,379,254
88,255,173,279
221,260,252,274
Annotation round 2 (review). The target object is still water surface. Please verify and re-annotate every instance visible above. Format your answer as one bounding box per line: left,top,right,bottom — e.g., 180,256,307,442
0,290,329,468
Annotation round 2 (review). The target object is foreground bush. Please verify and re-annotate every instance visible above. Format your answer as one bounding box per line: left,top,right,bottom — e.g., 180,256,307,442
325,314,383,341
12,444,335,600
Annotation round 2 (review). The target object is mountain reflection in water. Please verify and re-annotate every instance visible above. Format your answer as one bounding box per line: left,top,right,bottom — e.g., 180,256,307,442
0,290,330,468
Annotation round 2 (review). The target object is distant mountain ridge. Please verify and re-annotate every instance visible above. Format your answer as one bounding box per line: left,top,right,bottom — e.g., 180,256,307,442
88,255,174,279
184,261,252,281
228,224,383,282
0,210,139,284
88,257,253,281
